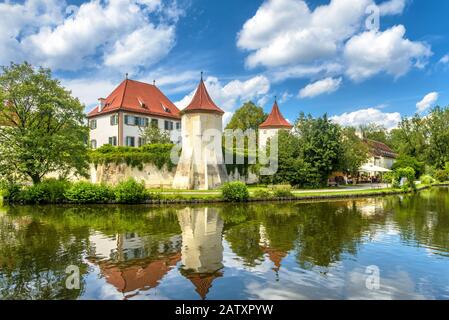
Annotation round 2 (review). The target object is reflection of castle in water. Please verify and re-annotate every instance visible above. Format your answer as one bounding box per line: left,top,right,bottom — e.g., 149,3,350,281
177,207,224,299
258,224,288,277
88,207,225,299
88,232,182,299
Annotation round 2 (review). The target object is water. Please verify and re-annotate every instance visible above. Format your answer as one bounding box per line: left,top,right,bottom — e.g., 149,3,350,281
1,187,449,300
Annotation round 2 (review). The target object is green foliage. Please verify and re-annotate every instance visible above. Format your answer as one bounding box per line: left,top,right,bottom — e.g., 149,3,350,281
89,144,176,171
393,167,416,191
434,170,449,183
420,175,435,185
140,122,171,144
339,127,370,175
221,181,250,202
0,62,89,184
392,155,425,178
114,178,148,204
21,179,70,204
0,181,22,202
382,171,395,184
359,123,390,145
225,101,267,132
390,107,449,170
65,181,114,204
252,189,272,199
273,187,294,198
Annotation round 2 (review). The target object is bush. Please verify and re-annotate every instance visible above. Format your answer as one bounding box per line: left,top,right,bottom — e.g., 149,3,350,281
434,170,449,182
21,179,71,204
252,189,272,199
114,178,148,204
221,181,249,202
0,182,22,202
65,181,114,203
393,167,416,191
420,174,435,185
273,187,294,198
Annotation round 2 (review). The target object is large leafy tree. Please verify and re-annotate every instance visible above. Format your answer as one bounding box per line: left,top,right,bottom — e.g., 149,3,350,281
390,115,427,161
0,62,89,184
226,101,267,131
425,107,449,169
296,113,342,185
339,127,369,179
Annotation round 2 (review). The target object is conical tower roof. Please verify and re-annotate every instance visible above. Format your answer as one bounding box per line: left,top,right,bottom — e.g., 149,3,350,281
259,100,292,129
183,77,224,115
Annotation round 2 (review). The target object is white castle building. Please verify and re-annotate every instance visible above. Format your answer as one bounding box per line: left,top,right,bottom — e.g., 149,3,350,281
87,76,181,148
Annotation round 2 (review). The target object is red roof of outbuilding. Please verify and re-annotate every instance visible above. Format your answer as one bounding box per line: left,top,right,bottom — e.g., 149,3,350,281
183,79,224,115
87,79,181,120
259,101,292,129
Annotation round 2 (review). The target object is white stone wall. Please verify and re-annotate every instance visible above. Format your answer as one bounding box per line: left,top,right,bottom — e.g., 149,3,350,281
89,113,118,148
89,163,175,188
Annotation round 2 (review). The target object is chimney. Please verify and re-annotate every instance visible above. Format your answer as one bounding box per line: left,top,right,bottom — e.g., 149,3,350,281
98,98,106,112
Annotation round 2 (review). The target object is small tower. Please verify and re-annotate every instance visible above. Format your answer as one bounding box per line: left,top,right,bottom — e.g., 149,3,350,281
172,76,228,190
259,99,293,147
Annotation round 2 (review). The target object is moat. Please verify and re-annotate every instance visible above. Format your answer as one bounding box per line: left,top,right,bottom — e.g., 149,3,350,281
1,187,449,300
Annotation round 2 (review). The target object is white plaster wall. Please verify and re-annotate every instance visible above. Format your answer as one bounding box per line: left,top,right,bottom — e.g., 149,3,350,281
89,163,175,188
89,113,118,148
122,112,181,145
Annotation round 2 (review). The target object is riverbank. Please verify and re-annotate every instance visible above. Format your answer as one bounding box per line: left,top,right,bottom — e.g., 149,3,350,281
2,183,448,206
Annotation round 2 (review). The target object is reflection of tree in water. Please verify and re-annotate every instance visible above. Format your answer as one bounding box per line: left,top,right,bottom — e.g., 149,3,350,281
0,205,184,300
0,214,89,300
223,201,380,269
294,201,374,268
388,188,449,254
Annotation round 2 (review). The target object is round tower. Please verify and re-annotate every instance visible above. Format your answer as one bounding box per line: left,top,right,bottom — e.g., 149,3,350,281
259,99,293,147
172,76,228,190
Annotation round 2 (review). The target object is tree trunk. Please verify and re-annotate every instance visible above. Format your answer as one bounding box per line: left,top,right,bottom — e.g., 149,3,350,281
30,174,41,185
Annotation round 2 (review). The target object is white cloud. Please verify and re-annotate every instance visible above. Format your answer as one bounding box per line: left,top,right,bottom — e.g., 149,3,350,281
439,54,449,65
62,78,118,108
331,107,401,130
175,75,270,111
0,0,181,71
237,0,428,84
378,0,406,15
416,92,438,113
344,25,431,81
299,77,342,98
104,24,175,69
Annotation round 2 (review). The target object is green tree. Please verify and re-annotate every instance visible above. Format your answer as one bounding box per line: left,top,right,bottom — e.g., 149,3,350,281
359,123,390,145
140,122,171,144
391,154,425,178
225,101,266,131
389,115,427,161
426,107,449,169
296,113,342,185
0,62,88,184
340,127,370,180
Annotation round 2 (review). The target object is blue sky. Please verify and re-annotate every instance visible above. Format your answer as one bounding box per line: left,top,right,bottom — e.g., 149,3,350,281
1,0,448,128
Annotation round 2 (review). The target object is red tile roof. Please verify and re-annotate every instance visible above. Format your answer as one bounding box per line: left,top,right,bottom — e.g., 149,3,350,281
183,79,224,115
365,139,398,159
259,101,292,129
87,79,181,120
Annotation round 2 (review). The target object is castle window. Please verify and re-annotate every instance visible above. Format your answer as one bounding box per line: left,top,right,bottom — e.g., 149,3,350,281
89,119,97,130
108,136,117,146
90,140,97,149
126,136,135,147
164,120,174,130
110,115,118,126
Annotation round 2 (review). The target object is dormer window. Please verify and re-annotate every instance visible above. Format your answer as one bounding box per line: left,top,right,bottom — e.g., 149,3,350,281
138,98,146,109
162,104,171,113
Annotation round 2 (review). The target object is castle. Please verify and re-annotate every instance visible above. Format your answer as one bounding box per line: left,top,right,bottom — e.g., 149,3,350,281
87,75,292,190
